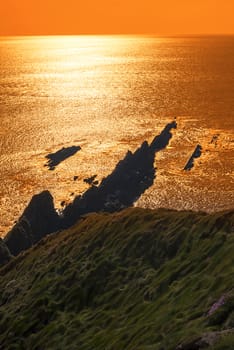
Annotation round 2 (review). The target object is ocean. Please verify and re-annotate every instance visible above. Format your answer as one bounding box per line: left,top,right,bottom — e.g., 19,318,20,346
0,35,233,236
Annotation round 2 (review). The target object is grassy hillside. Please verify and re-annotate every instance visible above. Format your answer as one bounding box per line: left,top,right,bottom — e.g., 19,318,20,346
0,208,233,349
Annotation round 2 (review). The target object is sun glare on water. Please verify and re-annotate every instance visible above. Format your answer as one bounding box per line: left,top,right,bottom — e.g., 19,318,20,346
0,35,233,237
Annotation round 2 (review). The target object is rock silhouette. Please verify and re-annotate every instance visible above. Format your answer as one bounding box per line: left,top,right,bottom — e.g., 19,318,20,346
2,122,177,260
150,120,177,152
45,145,81,170
210,134,219,147
84,175,98,186
4,191,60,256
184,144,202,171
4,218,33,256
61,121,177,228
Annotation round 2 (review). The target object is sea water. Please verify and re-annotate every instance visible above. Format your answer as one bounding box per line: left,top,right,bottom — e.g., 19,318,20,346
0,35,233,236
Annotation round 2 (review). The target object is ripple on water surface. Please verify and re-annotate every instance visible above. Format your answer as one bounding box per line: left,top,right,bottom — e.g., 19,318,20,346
0,36,234,236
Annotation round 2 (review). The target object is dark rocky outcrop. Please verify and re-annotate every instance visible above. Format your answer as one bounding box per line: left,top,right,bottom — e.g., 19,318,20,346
210,134,219,147
84,175,98,186
150,120,177,152
2,122,177,261
61,121,177,228
45,145,81,170
4,191,60,257
184,144,202,171
0,238,12,265
4,218,33,256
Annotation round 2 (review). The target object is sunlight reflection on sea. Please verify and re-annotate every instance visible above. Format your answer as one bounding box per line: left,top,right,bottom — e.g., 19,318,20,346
0,35,233,236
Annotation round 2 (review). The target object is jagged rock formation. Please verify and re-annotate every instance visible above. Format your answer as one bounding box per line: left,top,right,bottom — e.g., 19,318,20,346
2,122,177,260
0,121,233,349
61,121,177,228
184,144,202,170
4,191,60,257
150,120,177,152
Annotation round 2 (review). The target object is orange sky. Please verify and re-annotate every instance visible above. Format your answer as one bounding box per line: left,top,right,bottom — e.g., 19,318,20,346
1,0,234,35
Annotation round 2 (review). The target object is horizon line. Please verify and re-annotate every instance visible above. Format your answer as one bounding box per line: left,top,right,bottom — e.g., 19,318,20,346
1,33,234,37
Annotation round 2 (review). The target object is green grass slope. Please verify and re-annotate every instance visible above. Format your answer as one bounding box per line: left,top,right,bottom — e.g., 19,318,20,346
0,208,234,350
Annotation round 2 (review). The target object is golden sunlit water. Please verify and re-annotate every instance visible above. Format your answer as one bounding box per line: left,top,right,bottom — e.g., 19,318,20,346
0,35,233,236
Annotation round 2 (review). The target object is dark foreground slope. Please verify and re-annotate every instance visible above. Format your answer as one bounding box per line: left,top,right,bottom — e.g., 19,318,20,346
0,208,234,350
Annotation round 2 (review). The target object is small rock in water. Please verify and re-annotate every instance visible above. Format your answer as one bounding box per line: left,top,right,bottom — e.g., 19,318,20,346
184,144,202,171
84,175,98,185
